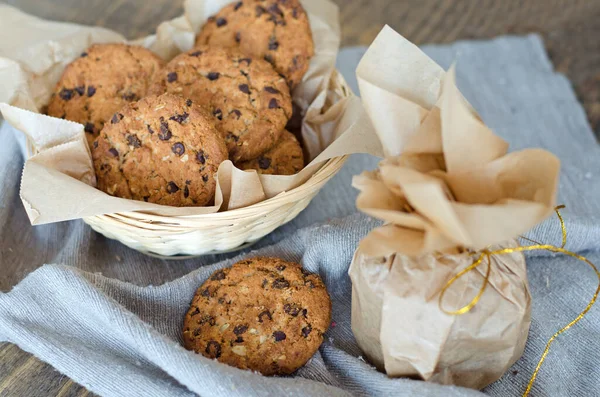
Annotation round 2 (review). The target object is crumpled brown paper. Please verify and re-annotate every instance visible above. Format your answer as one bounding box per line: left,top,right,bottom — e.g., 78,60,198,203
0,0,383,225
349,26,560,389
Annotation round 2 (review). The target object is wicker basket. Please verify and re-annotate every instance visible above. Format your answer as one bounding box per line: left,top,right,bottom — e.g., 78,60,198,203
29,71,351,257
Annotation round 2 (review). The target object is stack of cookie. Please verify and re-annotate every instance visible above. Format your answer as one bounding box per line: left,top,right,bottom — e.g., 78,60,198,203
47,0,313,207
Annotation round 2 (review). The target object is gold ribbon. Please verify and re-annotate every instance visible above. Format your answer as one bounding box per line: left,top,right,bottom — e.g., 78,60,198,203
438,206,600,397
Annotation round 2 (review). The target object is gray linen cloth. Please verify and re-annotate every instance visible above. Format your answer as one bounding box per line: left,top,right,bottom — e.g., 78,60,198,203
1,35,600,397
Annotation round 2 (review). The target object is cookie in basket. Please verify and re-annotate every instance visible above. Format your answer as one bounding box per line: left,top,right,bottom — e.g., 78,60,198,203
195,0,314,89
149,46,292,162
235,130,304,175
47,43,164,147
183,257,331,375
91,93,228,207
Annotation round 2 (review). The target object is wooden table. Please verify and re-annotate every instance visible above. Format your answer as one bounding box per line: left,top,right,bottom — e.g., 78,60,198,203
1,0,599,395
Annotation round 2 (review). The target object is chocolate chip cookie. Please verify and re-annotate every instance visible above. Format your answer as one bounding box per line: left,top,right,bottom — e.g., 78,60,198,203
149,46,292,162
235,130,304,175
195,0,314,89
47,43,164,148
183,257,331,375
92,93,228,207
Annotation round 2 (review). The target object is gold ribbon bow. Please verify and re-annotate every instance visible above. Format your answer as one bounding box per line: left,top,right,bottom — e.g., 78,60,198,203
438,206,600,397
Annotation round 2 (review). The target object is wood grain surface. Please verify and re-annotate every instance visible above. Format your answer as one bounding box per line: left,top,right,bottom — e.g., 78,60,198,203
0,0,599,395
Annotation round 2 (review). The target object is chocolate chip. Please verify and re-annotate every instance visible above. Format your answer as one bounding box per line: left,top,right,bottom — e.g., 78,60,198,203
211,270,226,281
261,279,268,288
264,54,274,64
302,309,308,318
147,124,154,134
268,4,284,17
127,134,141,148
202,175,209,182
167,72,178,83
190,50,202,57
122,92,137,101
166,181,180,194
269,98,279,109
207,72,220,81
226,132,239,142
258,310,272,323
264,86,280,94
111,113,123,124
196,151,206,164
272,277,289,289
235,32,241,43
99,164,112,172
239,84,250,94
239,58,252,66
159,117,172,141
59,89,74,101
213,108,223,121
186,99,193,106
184,185,190,199
108,148,119,157
216,17,227,27
74,86,85,96
200,315,216,326
258,157,271,169
87,86,97,97
269,38,279,51
81,52,88,57
169,112,189,124
172,142,185,156
283,303,301,317
84,123,95,134
186,179,192,185
276,264,286,271
231,109,242,119
234,1,243,10
218,297,225,304
256,5,266,16
201,288,211,297
292,7,299,19
93,141,98,149
193,328,202,337
205,341,222,358
235,336,244,343
190,307,200,316
233,325,248,335
301,325,312,338
273,331,286,342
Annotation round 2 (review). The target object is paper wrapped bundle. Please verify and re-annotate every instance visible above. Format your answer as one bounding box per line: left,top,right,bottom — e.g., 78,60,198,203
348,26,561,389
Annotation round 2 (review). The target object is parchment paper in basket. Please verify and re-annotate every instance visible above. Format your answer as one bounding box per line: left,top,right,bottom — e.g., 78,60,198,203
0,0,384,226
